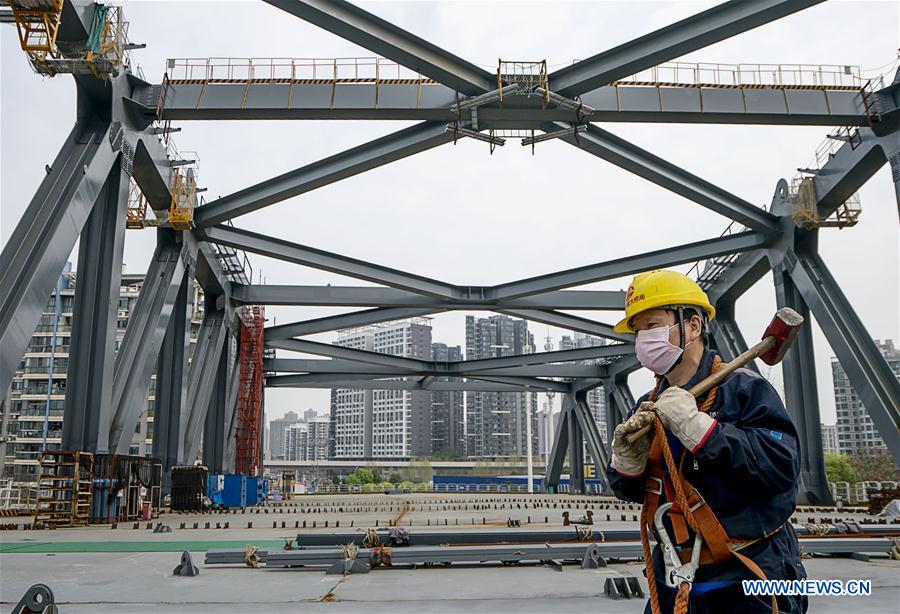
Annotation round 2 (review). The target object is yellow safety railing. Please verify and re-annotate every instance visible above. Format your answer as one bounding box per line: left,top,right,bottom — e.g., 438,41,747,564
7,0,64,66
168,165,198,230
614,61,865,89
125,180,149,229
165,56,431,83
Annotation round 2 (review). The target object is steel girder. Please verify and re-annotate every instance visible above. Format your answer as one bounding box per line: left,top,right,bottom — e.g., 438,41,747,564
785,251,900,465
61,162,129,451
555,124,780,234
266,376,557,393
261,0,494,95
222,337,241,473
549,0,824,98
265,358,605,379
231,285,627,311
202,341,229,473
573,389,612,492
493,231,771,299
193,121,454,226
267,337,628,374
0,121,117,403
773,265,832,505
202,224,457,297
108,234,195,455
150,80,867,126
543,393,571,492
152,273,192,488
183,309,228,463
267,307,438,339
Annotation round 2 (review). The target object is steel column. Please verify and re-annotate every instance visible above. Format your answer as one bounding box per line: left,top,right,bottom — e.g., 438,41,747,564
544,396,570,491
108,233,194,454
0,121,116,402
61,161,128,451
773,265,832,505
574,389,611,492
202,340,229,473
786,251,900,465
152,272,191,490
183,309,228,463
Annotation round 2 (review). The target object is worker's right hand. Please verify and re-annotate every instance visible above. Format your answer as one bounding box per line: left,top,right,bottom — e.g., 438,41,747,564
610,410,655,476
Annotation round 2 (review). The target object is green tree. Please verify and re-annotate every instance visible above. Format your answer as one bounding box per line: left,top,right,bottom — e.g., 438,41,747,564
403,457,433,483
850,450,900,482
346,473,362,486
389,472,402,484
824,453,859,483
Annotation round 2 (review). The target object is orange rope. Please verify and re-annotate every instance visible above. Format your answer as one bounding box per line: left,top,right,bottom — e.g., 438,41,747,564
642,355,723,614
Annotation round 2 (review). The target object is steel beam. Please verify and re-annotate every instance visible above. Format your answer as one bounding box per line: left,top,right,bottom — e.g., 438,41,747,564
567,399,585,494
231,285,626,311
183,309,228,463
265,358,605,378
0,121,116,402
194,121,453,226
61,162,129,452
549,0,824,97
266,307,439,339
493,231,769,300
811,127,890,216
498,309,630,343
574,389,612,492
556,124,779,233
267,338,431,371
152,81,866,126
201,225,457,298
451,344,631,373
108,234,194,454
786,251,900,465
265,375,554,393
222,336,241,473
544,396,571,491
262,0,494,95
202,340,229,473
152,273,192,492
774,265,832,505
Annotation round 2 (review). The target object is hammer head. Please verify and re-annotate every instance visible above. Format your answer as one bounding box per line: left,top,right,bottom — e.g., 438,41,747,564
759,307,804,365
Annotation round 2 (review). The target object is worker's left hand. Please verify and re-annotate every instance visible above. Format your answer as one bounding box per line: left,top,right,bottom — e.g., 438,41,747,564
654,387,717,453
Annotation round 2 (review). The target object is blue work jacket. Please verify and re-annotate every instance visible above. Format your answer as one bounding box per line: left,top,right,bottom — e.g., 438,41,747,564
607,349,806,586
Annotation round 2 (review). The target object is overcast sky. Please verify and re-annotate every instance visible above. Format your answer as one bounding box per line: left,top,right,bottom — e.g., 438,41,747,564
2,0,898,427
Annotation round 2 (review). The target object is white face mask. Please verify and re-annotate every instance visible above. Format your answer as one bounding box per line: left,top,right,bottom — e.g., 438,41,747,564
635,324,695,375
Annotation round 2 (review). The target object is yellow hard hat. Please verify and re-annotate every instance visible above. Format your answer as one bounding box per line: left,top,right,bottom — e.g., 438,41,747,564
614,270,716,334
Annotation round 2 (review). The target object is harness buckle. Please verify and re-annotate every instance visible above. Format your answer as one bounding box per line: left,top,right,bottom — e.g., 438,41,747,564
654,502,703,589
687,488,706,513
646,476,663,495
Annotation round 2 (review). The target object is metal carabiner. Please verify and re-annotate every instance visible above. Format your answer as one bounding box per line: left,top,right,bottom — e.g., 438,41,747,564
653,501,704,589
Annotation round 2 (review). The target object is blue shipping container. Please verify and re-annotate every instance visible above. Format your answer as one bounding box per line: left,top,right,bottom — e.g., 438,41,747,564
245,476,259,506
222,474,247,509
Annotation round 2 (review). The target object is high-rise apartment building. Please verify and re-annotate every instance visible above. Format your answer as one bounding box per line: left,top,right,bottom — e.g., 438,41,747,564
282,415,330,462
0,266,203,484
268,410,300,460
330,319,433,458
833,339,899,457
431,342,464,456
465,315,537,458
820,423,839,455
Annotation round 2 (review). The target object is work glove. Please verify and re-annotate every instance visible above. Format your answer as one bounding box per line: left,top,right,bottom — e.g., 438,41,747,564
610,410,655,476
654,387,716,453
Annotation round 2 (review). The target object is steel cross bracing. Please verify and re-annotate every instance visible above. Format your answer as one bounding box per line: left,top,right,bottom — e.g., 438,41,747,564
2,0,899,501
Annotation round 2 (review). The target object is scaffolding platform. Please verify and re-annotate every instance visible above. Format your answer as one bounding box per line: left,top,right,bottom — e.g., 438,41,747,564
33,450,93,528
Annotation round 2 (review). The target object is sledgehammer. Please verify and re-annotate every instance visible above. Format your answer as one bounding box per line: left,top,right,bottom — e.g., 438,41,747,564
625,307,804,444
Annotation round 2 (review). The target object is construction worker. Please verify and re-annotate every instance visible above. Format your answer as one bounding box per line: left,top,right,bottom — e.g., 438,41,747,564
606,270,807,614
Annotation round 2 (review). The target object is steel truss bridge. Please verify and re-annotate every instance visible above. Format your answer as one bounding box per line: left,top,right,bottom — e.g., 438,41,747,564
2,0,898,504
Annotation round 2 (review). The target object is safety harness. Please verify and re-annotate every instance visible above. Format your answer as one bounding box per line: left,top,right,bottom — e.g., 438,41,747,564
641,355,780,614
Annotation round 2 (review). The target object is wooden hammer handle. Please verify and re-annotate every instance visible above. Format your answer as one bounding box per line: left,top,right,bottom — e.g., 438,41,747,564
623,336,776,445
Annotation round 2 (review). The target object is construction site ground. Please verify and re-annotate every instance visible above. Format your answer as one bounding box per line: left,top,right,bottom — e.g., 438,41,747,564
1,494,898,612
